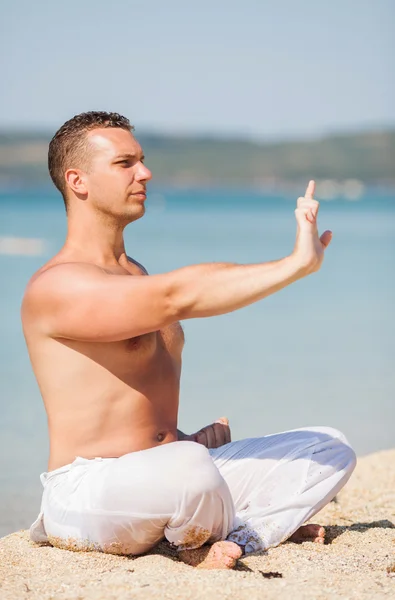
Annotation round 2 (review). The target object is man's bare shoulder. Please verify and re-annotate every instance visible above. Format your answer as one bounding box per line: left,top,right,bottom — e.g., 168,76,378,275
27,259,104,289
24,253,149,307
22,260,105,315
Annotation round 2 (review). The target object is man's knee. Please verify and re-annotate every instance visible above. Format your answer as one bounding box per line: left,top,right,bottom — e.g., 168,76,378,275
174,441,227,497
311,425,350,445
171,440,212,471
308,425,357,475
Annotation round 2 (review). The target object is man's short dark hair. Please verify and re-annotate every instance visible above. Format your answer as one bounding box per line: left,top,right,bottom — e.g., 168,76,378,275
48,111,134,210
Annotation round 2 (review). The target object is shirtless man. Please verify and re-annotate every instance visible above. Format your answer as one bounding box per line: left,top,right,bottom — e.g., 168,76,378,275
24,112,356,570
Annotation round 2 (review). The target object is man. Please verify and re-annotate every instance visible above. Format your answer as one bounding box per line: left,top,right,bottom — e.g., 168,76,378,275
24,111,356,570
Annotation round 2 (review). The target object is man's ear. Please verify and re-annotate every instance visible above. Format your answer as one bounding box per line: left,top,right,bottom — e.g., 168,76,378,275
65,168,88,196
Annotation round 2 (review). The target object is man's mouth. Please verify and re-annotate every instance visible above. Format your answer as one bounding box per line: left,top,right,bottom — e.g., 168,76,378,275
131,191,146,200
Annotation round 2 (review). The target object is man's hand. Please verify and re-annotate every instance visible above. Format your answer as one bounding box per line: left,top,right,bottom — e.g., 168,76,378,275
293,180,333,274
182,417,231,449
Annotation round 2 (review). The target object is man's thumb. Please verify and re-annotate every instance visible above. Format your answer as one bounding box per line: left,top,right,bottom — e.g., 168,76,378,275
320,230,333,248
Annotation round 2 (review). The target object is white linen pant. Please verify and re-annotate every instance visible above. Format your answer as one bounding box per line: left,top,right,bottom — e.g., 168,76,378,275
30,426,356,555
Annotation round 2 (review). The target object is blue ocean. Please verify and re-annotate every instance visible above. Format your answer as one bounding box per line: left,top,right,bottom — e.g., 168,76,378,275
0,187,394,537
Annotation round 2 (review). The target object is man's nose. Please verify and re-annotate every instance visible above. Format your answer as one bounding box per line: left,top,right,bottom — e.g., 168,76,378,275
136,163,152,182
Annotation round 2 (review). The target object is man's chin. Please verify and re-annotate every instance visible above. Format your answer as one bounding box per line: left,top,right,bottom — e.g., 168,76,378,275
125,204,145,223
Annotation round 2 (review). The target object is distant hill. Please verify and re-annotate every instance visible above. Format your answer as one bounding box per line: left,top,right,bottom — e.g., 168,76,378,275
0,129,394,188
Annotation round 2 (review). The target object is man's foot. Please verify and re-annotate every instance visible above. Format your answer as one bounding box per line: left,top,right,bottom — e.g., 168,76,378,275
178,541,243,569
289,524,325,544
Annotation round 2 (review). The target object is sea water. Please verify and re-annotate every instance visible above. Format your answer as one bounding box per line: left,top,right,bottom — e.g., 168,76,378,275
0,187,394,536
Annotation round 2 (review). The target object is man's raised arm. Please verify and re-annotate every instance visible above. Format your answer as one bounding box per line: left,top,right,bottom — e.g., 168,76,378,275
22,182,331,343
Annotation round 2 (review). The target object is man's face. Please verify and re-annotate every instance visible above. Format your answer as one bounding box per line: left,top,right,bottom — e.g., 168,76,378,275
83,127,152,221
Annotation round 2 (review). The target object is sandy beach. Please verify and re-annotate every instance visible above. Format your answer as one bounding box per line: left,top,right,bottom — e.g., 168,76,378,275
1,449,394,600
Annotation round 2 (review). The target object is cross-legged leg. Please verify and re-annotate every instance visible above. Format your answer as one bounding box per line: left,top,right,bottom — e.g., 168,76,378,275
209,426,357,554
38,441,238,564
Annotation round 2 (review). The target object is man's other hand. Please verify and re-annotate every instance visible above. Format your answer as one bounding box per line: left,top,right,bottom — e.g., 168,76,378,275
185,417,231,449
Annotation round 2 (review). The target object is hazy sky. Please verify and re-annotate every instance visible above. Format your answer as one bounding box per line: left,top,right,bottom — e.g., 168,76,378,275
1,0,394,139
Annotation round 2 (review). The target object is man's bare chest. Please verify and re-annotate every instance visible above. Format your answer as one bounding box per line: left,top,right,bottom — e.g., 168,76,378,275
125,321,185,357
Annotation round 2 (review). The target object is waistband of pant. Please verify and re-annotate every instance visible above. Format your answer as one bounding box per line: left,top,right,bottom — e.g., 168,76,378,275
40,456,105,486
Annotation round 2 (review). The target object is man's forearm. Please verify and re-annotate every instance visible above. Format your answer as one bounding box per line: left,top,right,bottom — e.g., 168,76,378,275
170,255,305,320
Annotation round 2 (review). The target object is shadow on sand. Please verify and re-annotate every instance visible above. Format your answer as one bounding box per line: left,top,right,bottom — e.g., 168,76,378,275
322,519,394,544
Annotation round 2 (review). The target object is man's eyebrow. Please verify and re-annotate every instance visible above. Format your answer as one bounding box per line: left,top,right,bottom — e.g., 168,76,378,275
113,153,145,161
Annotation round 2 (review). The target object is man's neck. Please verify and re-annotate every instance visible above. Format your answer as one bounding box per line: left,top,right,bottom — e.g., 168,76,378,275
64,212,127,266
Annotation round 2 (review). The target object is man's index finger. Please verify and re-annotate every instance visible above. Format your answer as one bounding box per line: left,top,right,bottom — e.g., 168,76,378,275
305,180,315,199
